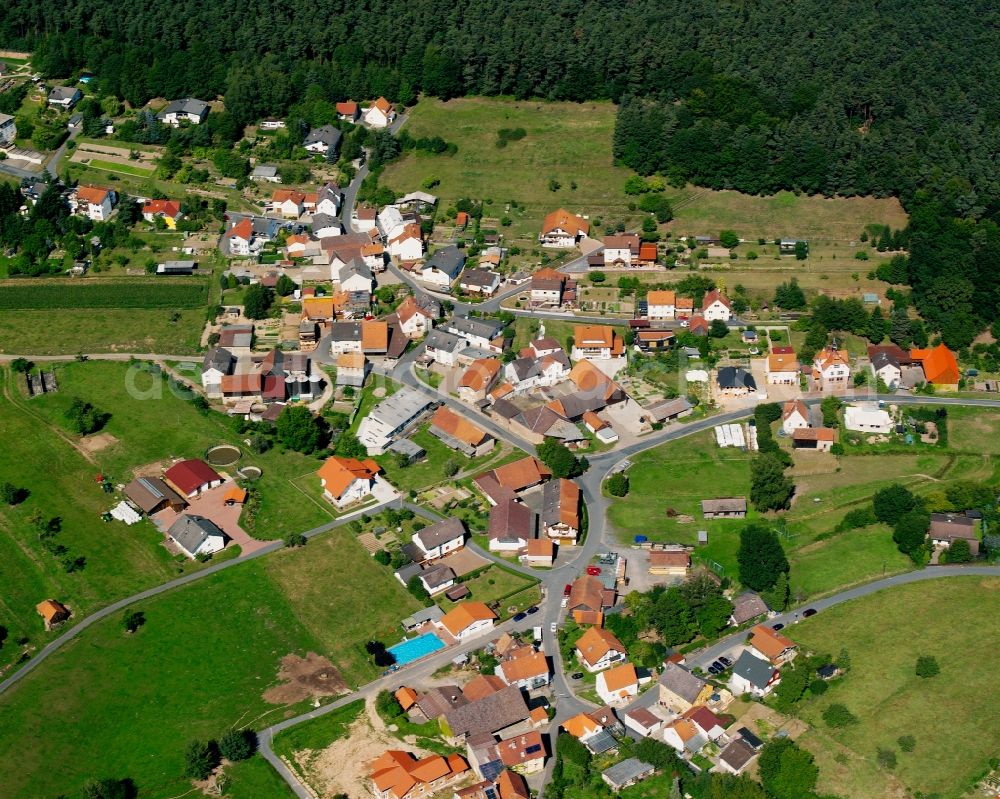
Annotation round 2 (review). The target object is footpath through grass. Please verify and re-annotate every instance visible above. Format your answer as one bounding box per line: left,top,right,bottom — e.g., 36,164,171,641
791,577,1000,799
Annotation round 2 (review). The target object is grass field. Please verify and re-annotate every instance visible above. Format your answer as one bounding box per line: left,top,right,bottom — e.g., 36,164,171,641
271,699,364,762
87,158,156,176
791,577,1000,799
221,755,298,798
0,528,419,798
434,564,538,613
0,279,208,309
607,417,997,596
380,97,637,249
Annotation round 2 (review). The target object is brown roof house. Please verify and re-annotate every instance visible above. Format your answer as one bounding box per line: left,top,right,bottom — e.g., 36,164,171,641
459,358,503,403
748,624,797,664
429,406,495,458
488,499,536,553
567,574,615,625
575,627,627,673
123,476,187,514
701,497,747,519
929,512,980,555
730,592,769,625
474,457,551,506
441,684,530,741
541,479,580,542
658,663,712,713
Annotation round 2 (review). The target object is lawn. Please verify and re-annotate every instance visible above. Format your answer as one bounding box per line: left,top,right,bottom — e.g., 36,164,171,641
0,308,206,354
87,158,156,176
380,97,638,251
375,423,506,493
791,577,1000,799
271,699,364,763
221,755,298,799
607,418,996,595
0,367,181,670
512,316,605,352
0,526,421,798
434,565,538,613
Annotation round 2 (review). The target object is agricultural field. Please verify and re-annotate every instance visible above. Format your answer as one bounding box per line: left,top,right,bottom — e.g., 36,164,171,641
607,415,995,597
86,158,156,177
380,97,639,249
0,278,209,309
792,577,1000,799
0,524,420,799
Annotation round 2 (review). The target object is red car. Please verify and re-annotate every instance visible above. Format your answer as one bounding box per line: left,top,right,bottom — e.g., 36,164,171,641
563,584,572,597
586,566,601,576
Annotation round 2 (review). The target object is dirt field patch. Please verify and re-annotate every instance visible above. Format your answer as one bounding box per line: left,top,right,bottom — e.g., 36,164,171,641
77,431,118,454
296,694,433,798
263,653,348,705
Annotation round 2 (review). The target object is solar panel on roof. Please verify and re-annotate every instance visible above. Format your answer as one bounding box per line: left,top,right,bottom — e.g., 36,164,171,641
525,743,542,754
586,730,617,754
484,789,498,799
480,760,504,781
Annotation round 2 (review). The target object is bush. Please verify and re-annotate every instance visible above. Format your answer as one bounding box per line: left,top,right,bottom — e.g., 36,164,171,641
822,703,858,728
876,748,897,769
219,728,257,761
915,655,939,678
808,679,828,695
1,482,29,505
606,473,629,497
898,735,916,752
122,610,145,633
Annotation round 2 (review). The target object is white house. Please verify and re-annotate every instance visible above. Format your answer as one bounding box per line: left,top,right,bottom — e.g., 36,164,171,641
339,258,374,294
571,325,623,361
363,97,395,128
419,565,456,596
729,651,780,698
844,403,893,433
303,124,341,155
48,86,82,109
870,350,903,388
420,246,465,288
270,189,305,218
812,347,851,389
424,330,468,367
224,218,256,256
539,208,589,248
647,290,676,321
437,602,496,642
603,233,640,267
71,185,116,221
622,707,665,738
459,268,502,296
317,456,381,508
377,206,406,241
167,515,227,559
766,349,800,385
701,289,732,321
412,518,465,561
201,347,234,398
495,650,551,690
158,98,209,126
0,113,16,145
575,627,628,673
315,183,342,217
781,399,810,435
387,224,424,260
596,663,645,705
395,296,435,339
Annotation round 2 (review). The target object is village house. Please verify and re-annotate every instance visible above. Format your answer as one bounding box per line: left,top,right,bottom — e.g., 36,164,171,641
424,329,470,367
396,295,436,339
646,290,676,321
201,347,235,398
729,650,781,697
701,497,747,519
718,739,758,775
575,626,627,672
748,624,797,664
442,685,529,743
583,411,618,443
601,759,655,793
539,208,590,248
335,351,368,387
141,199,182,228
622,707,664,738
661,718,708,755
596,662,647,705
48,86,82,109
317,456,382,508
163,459,222,498
561,712,611,751
421,246,466,289
530,268,567,307
496,731,546,775
911,343,960,390
369,750,469,799
488,498,535,552
0,112,16,145
928,512,980,555
168,515,228,559
251,164,280,183
521,537,555,566
504,351,570,394
844,402,892,433
541,478,580,543
868,344,911,389
419,565,457,596
157,98,209,126
567,573,616,625
71,185,116,221
437,602,498,642
429,406,496,458
444,316,506,353
123,476,187,515
459,358,503,403
36,598,72,630
474,456,552,505
270,189,306,218
303,124,341,155
315,182,342,216
388,223,424,260
812,347,851,390
223,218,257,256
702,289,732,321
459,267,502,296
730,592,769,625
336,101,360,121
411,517,466,561
767,347,800,385
658,663,712,713
571,325,624,362
495,651,551,691
781,399,810,435
364,97,396,128
716,366,757,396
603,233,640,267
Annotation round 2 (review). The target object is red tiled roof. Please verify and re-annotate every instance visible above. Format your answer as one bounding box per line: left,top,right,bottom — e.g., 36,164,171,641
164,459,221,494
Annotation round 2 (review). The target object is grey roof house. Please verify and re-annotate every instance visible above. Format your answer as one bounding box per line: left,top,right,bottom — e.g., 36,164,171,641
304,124,342,153
167,515,228,559
602,758,655,791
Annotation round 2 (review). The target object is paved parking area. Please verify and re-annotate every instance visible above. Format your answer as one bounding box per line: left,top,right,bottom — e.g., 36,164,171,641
152,481,274,555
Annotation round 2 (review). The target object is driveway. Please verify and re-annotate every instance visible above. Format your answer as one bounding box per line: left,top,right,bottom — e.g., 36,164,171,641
152,481,274,555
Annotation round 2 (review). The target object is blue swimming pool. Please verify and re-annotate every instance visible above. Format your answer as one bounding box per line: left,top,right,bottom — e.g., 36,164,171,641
389,632,446,665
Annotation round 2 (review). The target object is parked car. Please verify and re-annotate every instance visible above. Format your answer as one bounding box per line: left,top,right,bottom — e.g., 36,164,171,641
586,566,601,576
708,664,721,674
513,612,527,622
719,656,732,667
570,672,584,680
563,584,572,597
771,623,785,631
802,608,818,618
550,622,558,633
526,606,539,615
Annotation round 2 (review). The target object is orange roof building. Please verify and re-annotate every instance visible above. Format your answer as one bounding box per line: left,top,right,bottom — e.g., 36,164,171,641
76,185,111,205
575,626,627,671
223,486,247,505
225,217,254,242
562,712,603,740
459,358,502,397
337,100,359,117
911,343,960,387
429,406,492,451
369,750,468,799
462,674,506,702
395,686,419,711
142,199,181,218
597,662,639,702
317,456,381,506
572,325,623,358
361,320,389,353
524,537,554,563
496,650,550,687
437,601,497,640
748,624,797,664
497,769,530,799
540,208,590,243
36,599,70,627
